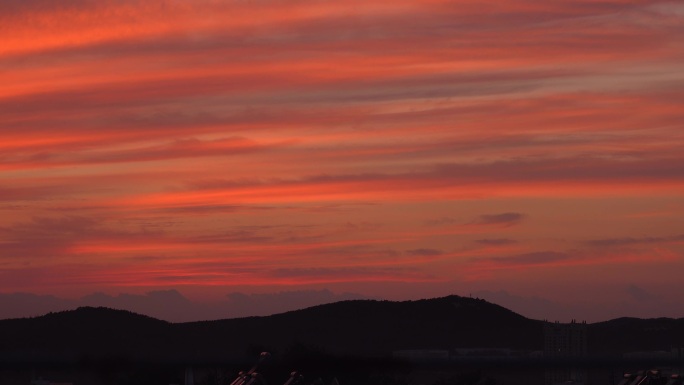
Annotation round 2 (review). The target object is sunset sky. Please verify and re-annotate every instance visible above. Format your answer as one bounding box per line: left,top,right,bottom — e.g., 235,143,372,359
1,0,684,322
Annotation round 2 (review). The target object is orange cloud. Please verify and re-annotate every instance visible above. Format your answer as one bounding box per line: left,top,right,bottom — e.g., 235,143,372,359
1,0,683,313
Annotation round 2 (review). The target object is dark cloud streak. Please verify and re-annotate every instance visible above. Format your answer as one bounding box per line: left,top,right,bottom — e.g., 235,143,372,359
587,234,684,247
481,251,571,266
475,238,518,246
475,213,525,227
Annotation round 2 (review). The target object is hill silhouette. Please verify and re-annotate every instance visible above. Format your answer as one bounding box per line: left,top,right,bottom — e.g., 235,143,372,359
173,295,542,360
589,316,684,355
1,295,683,365
0,307,172,363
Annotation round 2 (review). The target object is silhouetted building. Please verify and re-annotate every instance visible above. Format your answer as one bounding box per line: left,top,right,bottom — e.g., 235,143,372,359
544,320,587,358
672,347,684,360
185,367,194,385
544,320,587,385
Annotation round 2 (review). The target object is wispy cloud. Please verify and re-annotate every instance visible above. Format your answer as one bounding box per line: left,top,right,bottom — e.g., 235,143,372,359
270,266,435,283
474,213,526,227
482,251,571,266
405,248,443,257
0,289,371,322
586,234,684,247
475,238,518,246
626,284,659,303
1,0,683,317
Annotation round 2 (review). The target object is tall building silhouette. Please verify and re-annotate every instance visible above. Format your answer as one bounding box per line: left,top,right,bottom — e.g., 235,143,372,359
544,320,587,385
184,367,194,385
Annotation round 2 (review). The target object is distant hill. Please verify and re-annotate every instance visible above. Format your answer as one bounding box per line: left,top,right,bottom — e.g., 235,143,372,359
1,295,683,364
0,306,173,363
174,295,543,359
589,317,684,355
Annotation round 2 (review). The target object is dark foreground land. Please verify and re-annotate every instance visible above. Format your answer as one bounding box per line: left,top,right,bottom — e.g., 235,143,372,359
2,356,683,385
1,295,683,384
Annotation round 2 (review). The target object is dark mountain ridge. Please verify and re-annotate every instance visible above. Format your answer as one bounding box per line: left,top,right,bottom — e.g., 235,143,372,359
1,295,683,364
0,307,172,363
173,296,542,359
589,316,684,354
